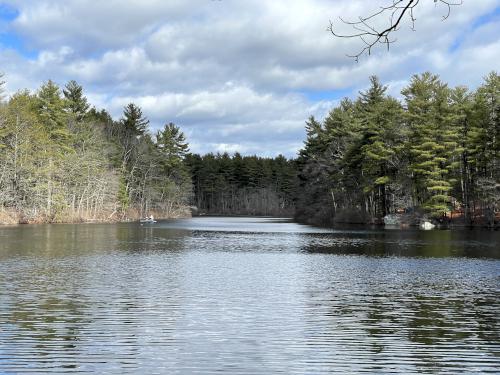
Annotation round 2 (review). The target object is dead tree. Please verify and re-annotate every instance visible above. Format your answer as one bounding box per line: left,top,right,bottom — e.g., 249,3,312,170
328,0,463,61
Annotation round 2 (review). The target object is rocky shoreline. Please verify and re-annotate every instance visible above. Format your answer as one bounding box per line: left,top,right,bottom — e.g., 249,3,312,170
295,209,499,229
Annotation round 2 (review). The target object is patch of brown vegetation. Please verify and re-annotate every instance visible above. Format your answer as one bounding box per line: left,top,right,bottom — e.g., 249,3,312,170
0,209,18,225
0,207,191,225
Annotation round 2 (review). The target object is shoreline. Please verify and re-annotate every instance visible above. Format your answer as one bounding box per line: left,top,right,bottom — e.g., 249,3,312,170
2,212,498,230
295,217,500,230
0,208,192,226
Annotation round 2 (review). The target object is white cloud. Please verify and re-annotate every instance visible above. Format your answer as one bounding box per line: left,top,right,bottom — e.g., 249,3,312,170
1,0,498,156
102,84,334,155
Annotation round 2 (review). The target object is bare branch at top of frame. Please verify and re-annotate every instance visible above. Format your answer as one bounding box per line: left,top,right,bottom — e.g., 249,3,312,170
328,0,463,62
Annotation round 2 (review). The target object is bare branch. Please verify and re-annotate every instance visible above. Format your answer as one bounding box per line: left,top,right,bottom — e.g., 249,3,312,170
328,0,463,61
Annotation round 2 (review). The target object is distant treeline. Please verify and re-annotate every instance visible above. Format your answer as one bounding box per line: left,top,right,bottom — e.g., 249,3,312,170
185,153,296,216
295,72,499,227
0,77,191,223
1,71,498,226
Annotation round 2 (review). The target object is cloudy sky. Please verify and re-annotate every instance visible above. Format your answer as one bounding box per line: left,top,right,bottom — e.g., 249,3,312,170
0,0,499,156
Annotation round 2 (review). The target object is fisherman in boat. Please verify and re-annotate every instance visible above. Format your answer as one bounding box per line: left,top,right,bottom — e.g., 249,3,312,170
140,214,155,223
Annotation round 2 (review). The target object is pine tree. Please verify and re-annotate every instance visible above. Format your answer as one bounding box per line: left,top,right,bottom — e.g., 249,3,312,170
37,80,71,146
403,72,460,217
449,86,473,222
299,116,326,159
355,76,402,217
122,103,149,136
63,80,89,121
468,72,500,224
156,122,189,161
156,122,190,190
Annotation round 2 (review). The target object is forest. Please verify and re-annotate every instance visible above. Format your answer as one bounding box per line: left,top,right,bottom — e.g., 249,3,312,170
0,71,498,226
0,78,192,223
295,72,499,227
0,76,295,223
186,153,295,216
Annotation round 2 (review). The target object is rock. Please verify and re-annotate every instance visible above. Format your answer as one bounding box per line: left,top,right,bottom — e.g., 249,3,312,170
384,214,402,225
420,221,435,230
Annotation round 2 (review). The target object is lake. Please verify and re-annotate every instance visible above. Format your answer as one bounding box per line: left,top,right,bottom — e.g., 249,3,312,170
0,217,499,374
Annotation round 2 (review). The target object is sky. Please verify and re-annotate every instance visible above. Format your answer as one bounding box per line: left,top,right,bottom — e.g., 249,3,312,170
0,0,499,157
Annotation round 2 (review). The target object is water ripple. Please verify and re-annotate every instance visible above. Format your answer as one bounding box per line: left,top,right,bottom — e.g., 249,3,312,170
0,218,499,373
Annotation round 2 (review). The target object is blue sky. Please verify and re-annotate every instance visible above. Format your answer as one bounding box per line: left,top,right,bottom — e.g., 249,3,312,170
0,4,22,52
1,0,499,156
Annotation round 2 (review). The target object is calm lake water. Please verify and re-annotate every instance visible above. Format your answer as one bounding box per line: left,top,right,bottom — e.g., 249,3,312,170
0,217,499,374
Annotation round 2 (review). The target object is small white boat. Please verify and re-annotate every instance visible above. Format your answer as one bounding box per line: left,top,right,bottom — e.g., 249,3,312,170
140,216,157,224
420,221,435,230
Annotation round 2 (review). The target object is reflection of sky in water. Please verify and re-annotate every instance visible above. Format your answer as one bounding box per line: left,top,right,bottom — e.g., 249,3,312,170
145,217,500,258
0,217,499,373
157,216,335,233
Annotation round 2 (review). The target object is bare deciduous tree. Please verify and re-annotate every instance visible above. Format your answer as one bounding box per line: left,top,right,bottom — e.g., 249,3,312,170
0,73,5,102
328,0,463,61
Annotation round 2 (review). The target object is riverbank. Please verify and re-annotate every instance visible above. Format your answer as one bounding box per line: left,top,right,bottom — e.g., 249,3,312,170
0,207,191,225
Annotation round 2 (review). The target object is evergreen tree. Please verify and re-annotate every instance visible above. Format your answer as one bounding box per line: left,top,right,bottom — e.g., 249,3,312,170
63,80,90,120
121,103,149,136
156,122,189,163
468,72,500,223
403,72,459,217
449,85,474,222
299,116,326,159
294,73,498,226
355,76,403,217
155,122,191,206
86,106,113,124
186,152,297,216
37,80,70,146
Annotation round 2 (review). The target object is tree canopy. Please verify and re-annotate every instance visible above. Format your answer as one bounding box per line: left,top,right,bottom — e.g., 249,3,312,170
295,71,499,226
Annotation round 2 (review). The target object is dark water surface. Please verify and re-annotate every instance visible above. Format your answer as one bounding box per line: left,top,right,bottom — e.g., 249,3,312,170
0,217,499,374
